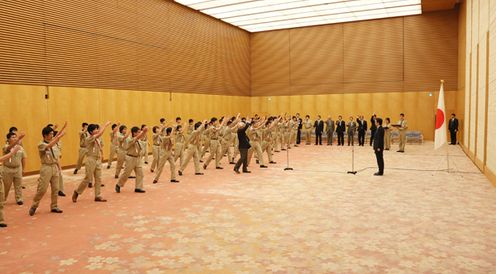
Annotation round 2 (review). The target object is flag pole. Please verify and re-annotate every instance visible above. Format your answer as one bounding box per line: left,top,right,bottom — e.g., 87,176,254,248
440,80,450,173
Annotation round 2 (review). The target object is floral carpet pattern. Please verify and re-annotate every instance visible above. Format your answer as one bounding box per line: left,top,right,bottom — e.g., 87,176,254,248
1,143,495,273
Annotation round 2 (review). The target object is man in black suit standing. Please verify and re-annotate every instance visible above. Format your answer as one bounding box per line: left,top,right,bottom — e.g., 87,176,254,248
356,115,367,146
296,113,303,145
369,114,377,146
234,119,252,174
373,118,384,176
448,113,459,145
314,115,324,145
335,116,345,146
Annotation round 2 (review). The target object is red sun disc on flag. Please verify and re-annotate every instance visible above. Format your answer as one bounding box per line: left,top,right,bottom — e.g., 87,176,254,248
435,108,444,129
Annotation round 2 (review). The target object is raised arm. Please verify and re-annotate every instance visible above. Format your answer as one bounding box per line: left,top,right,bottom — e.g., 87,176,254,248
0,145,20,162
94,121,112,139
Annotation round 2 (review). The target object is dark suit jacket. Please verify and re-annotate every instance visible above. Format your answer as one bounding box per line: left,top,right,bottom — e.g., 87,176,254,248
357,119,368,132
336,120,346,133
373,126,384,151
448,118,459,131
370,116,377,131
314,120,324,133
297,118,303,130
237,123,251,149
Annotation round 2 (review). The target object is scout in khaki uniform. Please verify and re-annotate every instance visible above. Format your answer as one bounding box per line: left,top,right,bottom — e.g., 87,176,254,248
141,124,149,164
73,122,111,203
115,126,148,193
114,125,129,179
199,122,211,162
203,117,226,170
174,124,186,165
178,120,207,176
384,118,391,150
303,115,312,145
262,117,280,165
150,126,161,172
29,123,67,216
247,117,267,168
52,131,66,196
74,123,89,174
2,132,25,205
397,113,408,153
219,114,241,165
153,127,179,184
0,145,22,228
107,123,120,169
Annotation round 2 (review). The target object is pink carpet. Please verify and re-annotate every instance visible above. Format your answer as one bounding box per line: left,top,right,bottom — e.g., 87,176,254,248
1,142,495,273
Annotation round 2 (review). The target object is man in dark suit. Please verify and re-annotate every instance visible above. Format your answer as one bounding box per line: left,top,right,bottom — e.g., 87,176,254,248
373,118,384,176
448,113,459,145
335,116,345,146
296,113,303,145
370,114,377,146
234,119,252,174
356,115,367,146
314,115,324,145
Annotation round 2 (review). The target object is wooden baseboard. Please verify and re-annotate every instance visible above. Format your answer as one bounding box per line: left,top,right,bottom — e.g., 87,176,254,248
485,167,496,188
474,157,485,172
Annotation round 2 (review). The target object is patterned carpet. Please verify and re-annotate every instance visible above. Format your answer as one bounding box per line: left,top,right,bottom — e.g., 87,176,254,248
1,142,495,273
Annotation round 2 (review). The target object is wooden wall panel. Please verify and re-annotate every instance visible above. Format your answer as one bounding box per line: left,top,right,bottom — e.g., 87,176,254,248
0,85,48,172
251,10,458,96
251,30,290,88
47,87,102,167
404,10,459,92
344,17,403,83
0,1,250,96
0,84,250,173
290,24,344,85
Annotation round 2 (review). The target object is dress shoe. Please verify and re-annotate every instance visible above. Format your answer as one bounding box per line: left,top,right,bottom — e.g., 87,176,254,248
260,165,268,168
29,207,37,216
269,161,276,164
107,165,111,169
134,189,146,193
234,169,240,174
229,162,235,165
145,161,148,164
16,201,23,206
170,179,179,183
94,197,107,202
374,172,383,176
88,183,93,188
256,160,259,164
150,169,154,173
0,223,7,228
281,149,286,151
397,150,404,153
242,170,251,173
72,191,78,203
195,172,204,175
51,207,63,213
199,160,204,163
153,180,158,184
115,184,121,193
128,176,136,179
73,169,78,175
114,175,119,179
216,166,223,169
58,191,66,197
178,170,183,176
101,184,105,187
